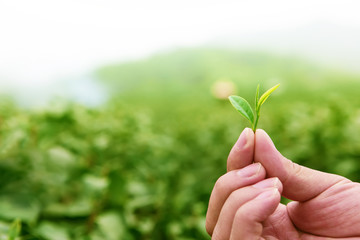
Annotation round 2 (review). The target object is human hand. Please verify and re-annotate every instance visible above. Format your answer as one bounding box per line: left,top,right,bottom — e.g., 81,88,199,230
206,128,360,239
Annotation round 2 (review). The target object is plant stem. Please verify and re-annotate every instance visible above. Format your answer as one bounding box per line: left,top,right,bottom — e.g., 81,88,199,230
252,111,260,132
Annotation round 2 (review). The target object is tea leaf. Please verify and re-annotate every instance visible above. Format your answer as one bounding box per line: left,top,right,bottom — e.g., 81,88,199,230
228,96,254,124
255,84,260,112
258,83,280,107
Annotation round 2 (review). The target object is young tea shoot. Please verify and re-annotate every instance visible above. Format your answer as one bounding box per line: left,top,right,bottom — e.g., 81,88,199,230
228,83,280,132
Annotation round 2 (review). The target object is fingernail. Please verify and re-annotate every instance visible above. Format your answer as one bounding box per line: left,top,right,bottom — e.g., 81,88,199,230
255,188,277,200
253,177,279,189
236,162,261,178
236,128,250,150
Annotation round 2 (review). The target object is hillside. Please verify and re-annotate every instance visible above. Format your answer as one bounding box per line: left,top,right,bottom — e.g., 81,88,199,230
96,48,360,105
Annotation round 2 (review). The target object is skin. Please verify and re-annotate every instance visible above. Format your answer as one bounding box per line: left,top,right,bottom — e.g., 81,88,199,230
206,128,360,239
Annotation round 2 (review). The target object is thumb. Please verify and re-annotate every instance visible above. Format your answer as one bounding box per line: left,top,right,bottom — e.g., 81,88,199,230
254,129,347,202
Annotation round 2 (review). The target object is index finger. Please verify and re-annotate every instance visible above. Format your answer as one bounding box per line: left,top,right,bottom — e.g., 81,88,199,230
227,128,254,171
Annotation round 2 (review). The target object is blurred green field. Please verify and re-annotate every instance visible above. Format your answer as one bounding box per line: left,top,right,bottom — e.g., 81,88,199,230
1,48,360,239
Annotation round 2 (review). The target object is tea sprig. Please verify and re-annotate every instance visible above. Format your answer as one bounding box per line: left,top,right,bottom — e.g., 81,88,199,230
228,83,280,132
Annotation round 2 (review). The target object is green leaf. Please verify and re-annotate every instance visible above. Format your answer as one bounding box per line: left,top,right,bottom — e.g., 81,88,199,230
36,222,70,240
255,84,260,112
258,83,280,107
7,219,21,240
0,197,40,224
97,212,124,240
228,96,254,124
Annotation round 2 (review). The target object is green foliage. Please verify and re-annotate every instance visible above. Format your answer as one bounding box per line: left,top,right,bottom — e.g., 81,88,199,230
8,219,21,240
0,100,220,239
228,96,254,124
257,84,280,108
1,48,360,239
229,84,280,131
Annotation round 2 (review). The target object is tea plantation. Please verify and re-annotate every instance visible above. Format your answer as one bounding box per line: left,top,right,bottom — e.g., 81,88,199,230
1,48,360,239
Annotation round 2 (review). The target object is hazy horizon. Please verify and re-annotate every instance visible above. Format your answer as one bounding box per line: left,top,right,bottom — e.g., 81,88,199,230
1,0,360,107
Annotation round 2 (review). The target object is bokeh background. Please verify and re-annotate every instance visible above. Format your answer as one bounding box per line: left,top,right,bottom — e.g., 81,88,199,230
1,1,360,239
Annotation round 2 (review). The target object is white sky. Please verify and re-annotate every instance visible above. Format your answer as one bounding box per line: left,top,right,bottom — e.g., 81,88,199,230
1,0,360,89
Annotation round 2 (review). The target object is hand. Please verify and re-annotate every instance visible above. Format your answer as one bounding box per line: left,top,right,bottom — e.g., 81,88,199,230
206,128,360,239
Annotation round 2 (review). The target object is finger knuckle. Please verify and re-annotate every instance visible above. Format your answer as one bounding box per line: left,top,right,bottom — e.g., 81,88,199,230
234,206,252,222
227,188,245,205
291,162,303,178
214,174,229,195
283,161,302,185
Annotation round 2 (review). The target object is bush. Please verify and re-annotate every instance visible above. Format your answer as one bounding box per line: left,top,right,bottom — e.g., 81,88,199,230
1,49,360,239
